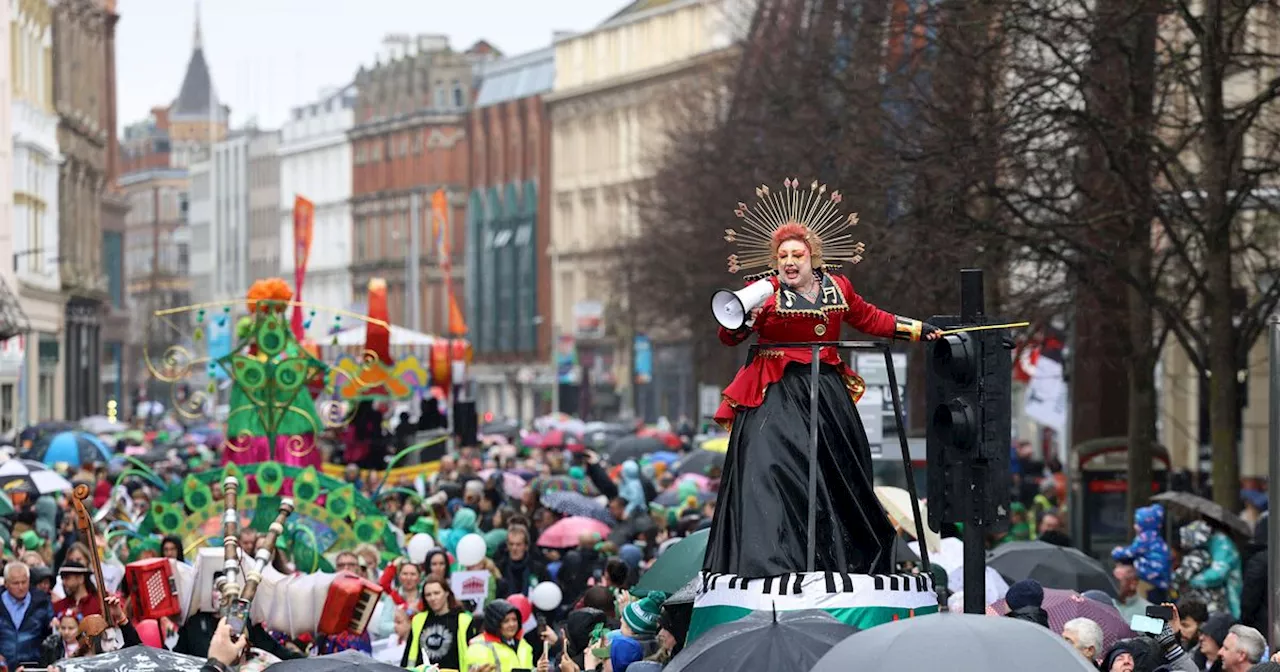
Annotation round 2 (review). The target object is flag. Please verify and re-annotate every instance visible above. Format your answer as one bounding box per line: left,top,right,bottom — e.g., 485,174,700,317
290,196,315,339
432,188,468,335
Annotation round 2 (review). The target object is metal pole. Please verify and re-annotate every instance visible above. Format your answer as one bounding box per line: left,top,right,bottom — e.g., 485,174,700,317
408,192,420,332
1267,313,1280,647
806,344,820,573
959,268,987,615
551,321,561,414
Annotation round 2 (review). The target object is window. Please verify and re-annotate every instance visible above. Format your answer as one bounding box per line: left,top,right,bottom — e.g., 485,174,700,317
435,82,446,108
0,383,13,433
452,80,464,107
103,231,123,307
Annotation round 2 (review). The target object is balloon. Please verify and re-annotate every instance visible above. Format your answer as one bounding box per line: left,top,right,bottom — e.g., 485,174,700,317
407,534,435,564
508,594,533,623
530,581,563,611
456,533,487,567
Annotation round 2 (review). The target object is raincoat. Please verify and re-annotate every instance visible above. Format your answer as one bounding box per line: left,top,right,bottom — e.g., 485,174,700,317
1111,504,1172,590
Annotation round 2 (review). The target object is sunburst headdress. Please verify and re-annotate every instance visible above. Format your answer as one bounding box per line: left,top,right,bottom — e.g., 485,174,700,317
725,178,866,277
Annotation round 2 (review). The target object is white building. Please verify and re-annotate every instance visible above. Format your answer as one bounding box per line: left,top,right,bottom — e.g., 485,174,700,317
278,84,356,339
186,151,212,304
0,0,22,433
12,0,63,423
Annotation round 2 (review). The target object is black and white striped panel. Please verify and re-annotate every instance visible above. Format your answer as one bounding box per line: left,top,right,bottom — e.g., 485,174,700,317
698,571,933,597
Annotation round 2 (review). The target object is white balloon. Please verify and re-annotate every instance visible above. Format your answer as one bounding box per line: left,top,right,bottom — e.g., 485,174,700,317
407,534,435,564
456,533,487,567
531,581,563,611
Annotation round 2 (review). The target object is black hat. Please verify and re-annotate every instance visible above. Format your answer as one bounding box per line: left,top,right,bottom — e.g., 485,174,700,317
1201,612,1235,647
30,565,54,586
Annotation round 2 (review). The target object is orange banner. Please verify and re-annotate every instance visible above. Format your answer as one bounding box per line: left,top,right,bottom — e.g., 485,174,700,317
291,196,315,338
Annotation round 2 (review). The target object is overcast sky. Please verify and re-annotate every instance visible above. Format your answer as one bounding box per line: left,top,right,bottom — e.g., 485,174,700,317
115,0,618,132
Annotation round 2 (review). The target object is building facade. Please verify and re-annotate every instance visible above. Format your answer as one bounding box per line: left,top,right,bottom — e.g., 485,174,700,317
12,0,64,423
0,0,24,433
247,130,280,282
186,150,211,303
547,0,734,420
467,48,554,422
118,8,226,411
350,35,492,332
99,0,128,415
53,0,113,420
278,84,357,339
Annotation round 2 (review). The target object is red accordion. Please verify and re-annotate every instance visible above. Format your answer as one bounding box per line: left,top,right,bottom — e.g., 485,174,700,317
125,558,181,622
317,573,382,636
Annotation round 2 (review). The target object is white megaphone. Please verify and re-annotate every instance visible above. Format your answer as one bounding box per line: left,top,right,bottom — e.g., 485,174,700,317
710,278,775,330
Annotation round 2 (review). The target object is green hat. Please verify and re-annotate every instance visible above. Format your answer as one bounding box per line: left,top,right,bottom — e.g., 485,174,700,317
622,591,668,637
484,529,508,557
568,466,586,480
20,530,42,551
409,517,437,537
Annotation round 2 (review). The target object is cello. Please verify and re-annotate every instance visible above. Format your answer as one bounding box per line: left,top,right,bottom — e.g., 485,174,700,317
69,483,114,639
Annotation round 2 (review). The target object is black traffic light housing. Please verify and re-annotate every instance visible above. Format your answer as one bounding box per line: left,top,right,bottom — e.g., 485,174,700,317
926,270,1013,532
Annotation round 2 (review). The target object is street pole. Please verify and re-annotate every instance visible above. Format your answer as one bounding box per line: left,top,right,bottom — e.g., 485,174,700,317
550,321,561,414
408,191,421,333
1267,313,1279,647
960,268,987,616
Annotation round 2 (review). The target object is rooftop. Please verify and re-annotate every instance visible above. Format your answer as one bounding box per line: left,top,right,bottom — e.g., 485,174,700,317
170,4,227,121
474,48,555,108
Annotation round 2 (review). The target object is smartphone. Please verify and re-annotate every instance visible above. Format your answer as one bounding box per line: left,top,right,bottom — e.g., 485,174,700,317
1146,604,1175,621
225,600,251,641
1130,614,1164,635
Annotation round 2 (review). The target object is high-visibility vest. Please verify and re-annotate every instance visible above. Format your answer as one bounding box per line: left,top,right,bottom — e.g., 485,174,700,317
406,610,473,671
469,635,534,672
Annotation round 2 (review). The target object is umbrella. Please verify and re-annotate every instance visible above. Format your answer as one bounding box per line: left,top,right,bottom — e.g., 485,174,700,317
604,435,669,462
266,649,405,671
673,473,711,490
655,488,716,508
874,486,941,554
28,431,112,467
1152,490,1253,537
637,427,683,449
56,646,207,672
529,475,598,496
0,490,12,516
541,490,614,525
812,613,1096,672
987,541,1117,596
676,449,725,476
646,450,682,465
990,587,1136,652
0,458,75,495
480,418,520,436
479,469,528,499
608,514,657,545
537,515,613,548
667,609,856,672
700,436,729,453
893,534,920,564
634,528,710,596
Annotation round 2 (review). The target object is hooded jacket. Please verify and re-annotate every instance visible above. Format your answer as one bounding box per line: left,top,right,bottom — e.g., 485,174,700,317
1111,504,1172,590
1239,515,1268,633
470,600,533,672
564,607,607,669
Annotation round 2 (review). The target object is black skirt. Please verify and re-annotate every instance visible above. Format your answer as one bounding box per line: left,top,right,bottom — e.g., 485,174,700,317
703,362,895,578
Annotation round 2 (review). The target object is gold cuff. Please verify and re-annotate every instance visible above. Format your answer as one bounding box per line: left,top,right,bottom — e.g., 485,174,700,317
894,316,923,342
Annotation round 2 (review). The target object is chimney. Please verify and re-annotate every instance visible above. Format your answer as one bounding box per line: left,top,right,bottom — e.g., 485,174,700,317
416,34,450,53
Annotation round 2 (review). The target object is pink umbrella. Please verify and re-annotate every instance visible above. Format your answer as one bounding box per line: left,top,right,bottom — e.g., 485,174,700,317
990,588,1135,652
670,473,711,491
478,469,527,499
537,516,612,549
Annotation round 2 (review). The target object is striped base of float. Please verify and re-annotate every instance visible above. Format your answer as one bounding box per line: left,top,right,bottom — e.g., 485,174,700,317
688,571,940,643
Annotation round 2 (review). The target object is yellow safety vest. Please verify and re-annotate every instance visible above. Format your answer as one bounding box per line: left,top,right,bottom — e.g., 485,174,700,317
469,634,534,672
407,610,473,672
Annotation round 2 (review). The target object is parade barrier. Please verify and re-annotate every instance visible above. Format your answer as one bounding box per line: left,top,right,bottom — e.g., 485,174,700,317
689,570,939,641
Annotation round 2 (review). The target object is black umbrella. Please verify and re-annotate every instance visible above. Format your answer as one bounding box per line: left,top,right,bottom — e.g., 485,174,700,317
666,610,856,672
541,490,615,525
655,488,717,508
893,534,920,565
266,649,405,671
604,435,668,462
987,540,1117,596
812,613,1095,671
56,646,206,672
1152,490,1253,537
608,513,657,545
480,418,520,437
675,449,725,476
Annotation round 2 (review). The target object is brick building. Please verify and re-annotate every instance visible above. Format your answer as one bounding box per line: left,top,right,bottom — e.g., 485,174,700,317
349,35,496,332
466,48,554,422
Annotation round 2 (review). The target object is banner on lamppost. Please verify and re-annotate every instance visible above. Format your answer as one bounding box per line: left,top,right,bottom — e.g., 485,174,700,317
634,335,652,385
290,195,315,339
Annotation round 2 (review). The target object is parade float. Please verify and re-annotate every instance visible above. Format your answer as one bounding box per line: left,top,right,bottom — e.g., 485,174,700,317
136,277,436,565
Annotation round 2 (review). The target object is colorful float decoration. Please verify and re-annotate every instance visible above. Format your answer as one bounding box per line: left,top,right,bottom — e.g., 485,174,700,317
328,279,430,402
136,460,399,571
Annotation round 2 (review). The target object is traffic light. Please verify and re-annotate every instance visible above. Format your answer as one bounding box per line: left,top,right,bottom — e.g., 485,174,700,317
925,272,1013,532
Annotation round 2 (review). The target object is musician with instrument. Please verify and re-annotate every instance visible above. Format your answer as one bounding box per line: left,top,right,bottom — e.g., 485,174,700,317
51,562,99,618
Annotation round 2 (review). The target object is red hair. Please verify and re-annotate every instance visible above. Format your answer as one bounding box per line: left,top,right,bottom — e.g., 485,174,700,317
771,223,823,266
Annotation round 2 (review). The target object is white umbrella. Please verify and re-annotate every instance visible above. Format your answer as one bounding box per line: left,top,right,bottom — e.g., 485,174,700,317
875,486,942,553
0,458,75,494
81,415,125,434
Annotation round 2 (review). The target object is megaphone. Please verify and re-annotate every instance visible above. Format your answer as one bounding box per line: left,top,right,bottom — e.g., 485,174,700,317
710,278,775,330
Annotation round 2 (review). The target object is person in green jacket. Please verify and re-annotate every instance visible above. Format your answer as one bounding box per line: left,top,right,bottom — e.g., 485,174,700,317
468,599,539,672
403,577,480,671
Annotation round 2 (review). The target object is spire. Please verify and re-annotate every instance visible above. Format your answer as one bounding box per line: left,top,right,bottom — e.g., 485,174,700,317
193,0,202,50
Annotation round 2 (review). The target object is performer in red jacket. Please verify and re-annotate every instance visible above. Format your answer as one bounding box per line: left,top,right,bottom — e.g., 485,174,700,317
705,178,940,579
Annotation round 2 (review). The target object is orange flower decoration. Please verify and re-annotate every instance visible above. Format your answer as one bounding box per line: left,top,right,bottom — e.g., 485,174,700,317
246,278,294,313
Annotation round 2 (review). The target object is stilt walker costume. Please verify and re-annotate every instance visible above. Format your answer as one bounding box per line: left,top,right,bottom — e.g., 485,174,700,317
690,179,940,641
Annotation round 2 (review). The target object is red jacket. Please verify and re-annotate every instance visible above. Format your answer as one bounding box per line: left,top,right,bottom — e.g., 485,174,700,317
715,272,915,429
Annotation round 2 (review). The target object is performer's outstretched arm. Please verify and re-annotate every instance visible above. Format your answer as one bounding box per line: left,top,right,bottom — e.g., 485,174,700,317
836,275,936,341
